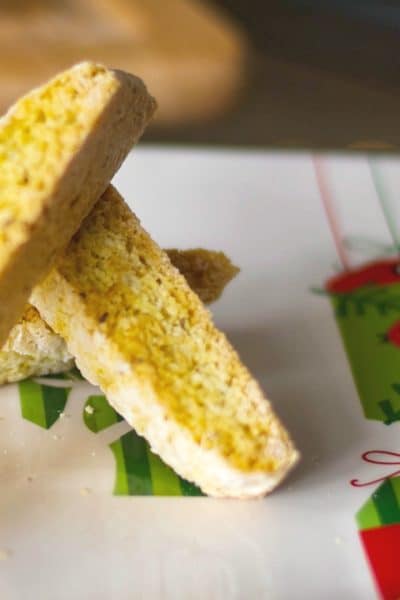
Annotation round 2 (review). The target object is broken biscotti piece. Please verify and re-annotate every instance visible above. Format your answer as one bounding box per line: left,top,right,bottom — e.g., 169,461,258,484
166,248,239,305
0,305,74,384
31,186,298,498
0,61,156,346
0,249,238,385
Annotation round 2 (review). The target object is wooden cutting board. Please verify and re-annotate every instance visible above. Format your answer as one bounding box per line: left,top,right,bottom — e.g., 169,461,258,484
0,0,246,125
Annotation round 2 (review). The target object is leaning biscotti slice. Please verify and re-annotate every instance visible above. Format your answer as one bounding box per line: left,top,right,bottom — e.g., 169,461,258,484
0,61,156,346
31,186,298,498
0,249,238,385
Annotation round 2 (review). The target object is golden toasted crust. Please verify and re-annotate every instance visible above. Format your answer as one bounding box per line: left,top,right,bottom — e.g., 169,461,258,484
0,249,237,384
31,186,298,498
0,0,245,124
0,61,156,346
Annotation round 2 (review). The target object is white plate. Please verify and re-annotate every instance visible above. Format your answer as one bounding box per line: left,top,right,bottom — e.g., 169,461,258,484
1,148,399,600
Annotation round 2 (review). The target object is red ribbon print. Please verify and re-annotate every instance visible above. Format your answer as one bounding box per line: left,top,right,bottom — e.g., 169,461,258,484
350,450,400,487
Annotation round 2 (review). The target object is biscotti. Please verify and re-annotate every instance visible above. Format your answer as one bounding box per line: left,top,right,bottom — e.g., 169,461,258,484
0,248,238,385
166,248,239,305
0,61,156,345
31,186,298,498
0,306,74,384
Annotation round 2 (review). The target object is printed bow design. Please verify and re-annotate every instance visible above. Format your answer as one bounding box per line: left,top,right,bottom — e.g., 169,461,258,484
351,450,400,487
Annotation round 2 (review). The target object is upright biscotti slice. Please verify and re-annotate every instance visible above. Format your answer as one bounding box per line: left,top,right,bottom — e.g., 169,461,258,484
0,61,156,345
0,249,238,385
32,186,298,498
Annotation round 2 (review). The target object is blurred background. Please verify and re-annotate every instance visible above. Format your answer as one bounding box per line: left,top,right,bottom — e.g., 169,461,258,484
1,0,400,150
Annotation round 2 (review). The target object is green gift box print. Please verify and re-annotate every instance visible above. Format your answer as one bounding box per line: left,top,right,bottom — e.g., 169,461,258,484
356,469,400,600
326,258,400,424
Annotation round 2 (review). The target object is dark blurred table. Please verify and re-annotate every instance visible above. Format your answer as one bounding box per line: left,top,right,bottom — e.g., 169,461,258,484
147,1,400,151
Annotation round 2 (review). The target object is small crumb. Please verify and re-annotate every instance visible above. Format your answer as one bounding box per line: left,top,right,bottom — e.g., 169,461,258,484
27,476,35,483
334,536,343,545
80,487,91,496
52,434,62,441
2,449,7,455
59,412,70,419
85,405,94,415
0,549,11,561
90,451,96,457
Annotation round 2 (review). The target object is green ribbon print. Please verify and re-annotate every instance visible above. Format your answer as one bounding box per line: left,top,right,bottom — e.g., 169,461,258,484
17,372,203,497
110,430,203,497
84,395,123,433
357,477,400,530
18,379,71,429
84,392,203,496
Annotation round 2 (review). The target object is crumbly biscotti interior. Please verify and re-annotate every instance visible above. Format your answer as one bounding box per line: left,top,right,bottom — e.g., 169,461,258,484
0,305,74,384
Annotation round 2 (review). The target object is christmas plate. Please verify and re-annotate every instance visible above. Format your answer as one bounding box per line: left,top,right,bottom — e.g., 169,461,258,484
1,148,398,600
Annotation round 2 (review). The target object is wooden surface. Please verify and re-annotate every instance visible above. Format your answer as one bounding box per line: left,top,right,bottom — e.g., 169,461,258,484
1,1,399,150
148,1,400,151
0,0,245,126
